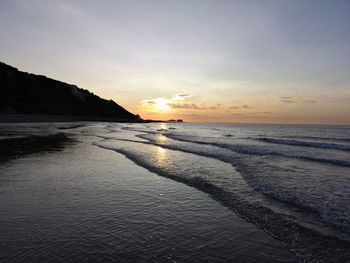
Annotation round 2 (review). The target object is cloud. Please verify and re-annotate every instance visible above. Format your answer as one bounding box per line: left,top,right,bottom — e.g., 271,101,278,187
168,103,218,110
279,97,296,103
172,93,193,101
230,104,252,109
144,100,156,104
177,113,210,120
279,96,317,104
281,99,296,103
251,112,271,114
232,111,271,116
301,99,317,103
143,93,218,111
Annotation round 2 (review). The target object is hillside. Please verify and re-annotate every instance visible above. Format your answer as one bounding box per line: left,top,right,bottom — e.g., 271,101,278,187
0,62,140,121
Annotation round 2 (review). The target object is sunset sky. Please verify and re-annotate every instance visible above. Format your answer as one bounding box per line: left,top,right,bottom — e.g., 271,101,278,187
1,0,350,124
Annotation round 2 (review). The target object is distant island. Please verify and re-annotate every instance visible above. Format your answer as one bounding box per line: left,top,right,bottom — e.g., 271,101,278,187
0,62,141,123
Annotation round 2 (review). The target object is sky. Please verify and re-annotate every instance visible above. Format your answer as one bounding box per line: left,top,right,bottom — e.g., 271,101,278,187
1,0,350,124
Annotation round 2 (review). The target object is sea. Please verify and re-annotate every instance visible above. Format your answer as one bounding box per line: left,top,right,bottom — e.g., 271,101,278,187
1,122,349,262
102,123,350,230
97,122,350,259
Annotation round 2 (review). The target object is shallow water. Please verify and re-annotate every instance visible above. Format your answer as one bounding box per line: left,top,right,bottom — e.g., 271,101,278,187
116,123,350,232
98,122,350,261
1,122,350,262
0,123,296,262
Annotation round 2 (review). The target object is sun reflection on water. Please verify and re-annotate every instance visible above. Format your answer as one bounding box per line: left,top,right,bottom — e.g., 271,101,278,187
156,134,168,144
159,123,168,130
155,146,168,166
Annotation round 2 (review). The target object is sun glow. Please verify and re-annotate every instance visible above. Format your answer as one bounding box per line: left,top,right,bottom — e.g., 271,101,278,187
155,98,170,111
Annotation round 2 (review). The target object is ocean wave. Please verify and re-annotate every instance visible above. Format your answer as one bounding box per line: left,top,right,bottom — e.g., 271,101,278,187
165,134,350,168
255,137,350,152
95,138,350,262
102,133,350,233
102,128,350,234
284,135,350,143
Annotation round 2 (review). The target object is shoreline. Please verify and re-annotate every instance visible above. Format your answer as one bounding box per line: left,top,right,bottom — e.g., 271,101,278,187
0,124,297,262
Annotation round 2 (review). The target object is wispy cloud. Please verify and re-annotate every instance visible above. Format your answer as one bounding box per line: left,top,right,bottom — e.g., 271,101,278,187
301,99,317,103
279,96,317,104
168,103,218,110
143,93,218,111
233,111,271,116
279,96,296,103
172,93,193,101
230,104,252,109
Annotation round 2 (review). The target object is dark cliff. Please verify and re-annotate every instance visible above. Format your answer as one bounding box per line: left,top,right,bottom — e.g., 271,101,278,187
0,62,139,121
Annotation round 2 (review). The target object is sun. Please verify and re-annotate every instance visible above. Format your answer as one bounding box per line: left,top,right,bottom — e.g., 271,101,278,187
155,98,170,111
